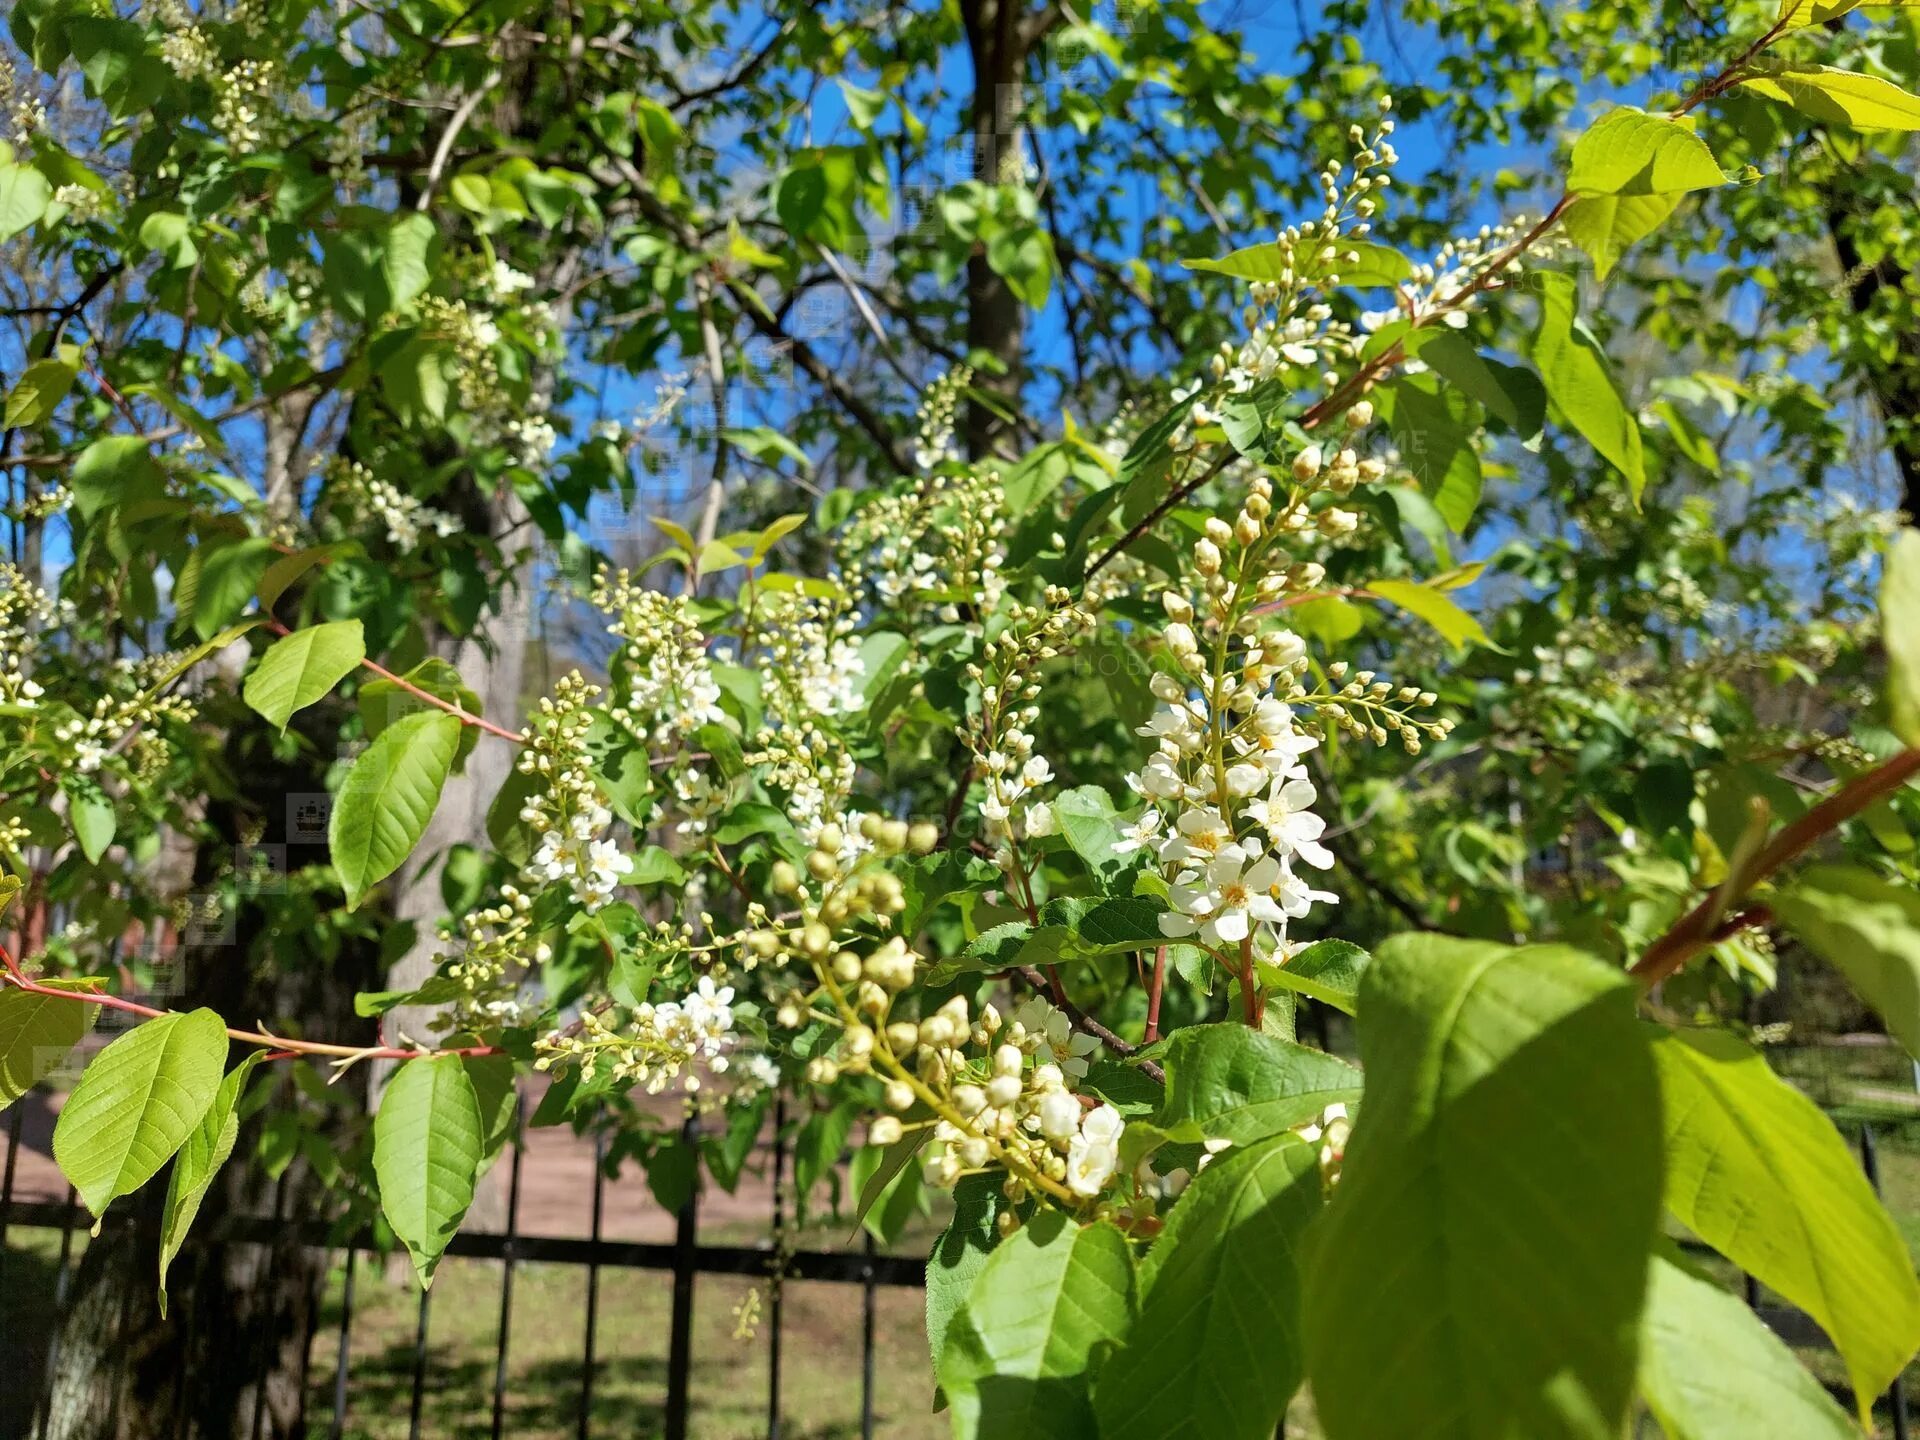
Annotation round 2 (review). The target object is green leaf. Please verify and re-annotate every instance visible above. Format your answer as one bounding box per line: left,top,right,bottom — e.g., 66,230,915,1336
361,657,482,773
1566,108,1727,196
243,620,366,732
1651,1025,1920,1412
1156,1023,1362,1145
1304,936,1662,1440
158,1052,262,1316
1095,1135,1323,1440
0,162,50,240
329,710,462,909
1416,332,1547,440
1637,1246,1857,1440
1775,865,1920,1060
53,1009,230,1218
0,979,100,1111
5,355,77,428
373,1055,483,1287
1367,577,1492,651
64,774,115,863
1051,785,1129,885
1531,271,1646,504
927,1172,1004,1378
1740,64,1920,131
1563,192,1683,280
1882,529,1920,747
70,435,166,521
938,1210,1134,1440
1375,374,1483,531
192,537,273,641
1264,939,1369,1014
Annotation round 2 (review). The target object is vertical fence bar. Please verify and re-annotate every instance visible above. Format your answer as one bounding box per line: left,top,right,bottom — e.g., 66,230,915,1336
407,1284,433,1440
250,1171,290,1440
1861,1124,1911,1440
328,1248,358,1440
491,1098,527,1440
860,1231,877,1440
578,1131,607,1440
0,1099,23,1295
664,1112,700,1440
766,1097,785,1440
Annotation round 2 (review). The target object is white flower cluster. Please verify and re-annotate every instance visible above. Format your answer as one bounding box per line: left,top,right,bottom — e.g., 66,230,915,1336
516,674,633,913
961,588,1091,869
324,458,462,550
212,59,281,150
594,567,726,748
1362,214,1559,340
0,564,66,709
54,689,196,777
896,994,1122,1201
839,468,1009,625
1,55,46,137
912,364,971,471
536,975,738,1094
756,592,866,719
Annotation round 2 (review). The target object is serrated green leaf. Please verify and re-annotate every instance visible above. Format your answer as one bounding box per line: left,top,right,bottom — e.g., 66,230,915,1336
1637,1245,1857,1440
53,1009,230,1218
373,1055,483,1287
927,1172,1004,1379
329,710,461,909
1305,936,1662,1440
1531,271,1646,504
1562,192,1683,280
1740,64,1920,131
1651,1024,1920,1414
1567,109,1726,196
1156,1023,1362,1145
0,979,100,1111
1265,939,1369,1014
192,537,273,641
158,1051,262,1316
64,775,115,863
938,1210,1134,1440
1095,1135,1322,1440
5,356,77,428
1416,332,1546,439
243,620,365,732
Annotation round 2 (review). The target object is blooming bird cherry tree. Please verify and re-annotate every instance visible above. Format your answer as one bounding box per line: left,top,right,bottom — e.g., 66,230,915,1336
6,0,1920,1436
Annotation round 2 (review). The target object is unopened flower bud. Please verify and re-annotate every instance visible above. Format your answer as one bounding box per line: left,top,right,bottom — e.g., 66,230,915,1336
1292,444,1324,481
869,1116,904,1146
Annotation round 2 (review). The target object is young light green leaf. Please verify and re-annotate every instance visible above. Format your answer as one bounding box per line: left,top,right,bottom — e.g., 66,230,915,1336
1531,271,1646,504
1156,1023,1362,1145
1095,1134,1322,1440
329,710,462,909
5,356,78,428
1740,64,1920,131
0,979,100,1111
1566,109,1726,196
938,1209,1134,1440
243,620,366,732
1304,936,1662,1440
1882,529,1920,747
1775,864,1920,1059
1651,1025,1920,1415
1637,1246,1857,1440
1263,938,1369,1014
158,1051,262,1316
1563,192,1683,281
0,162,51,241
1367,577,1492,651
373,1055,484,1287
53,1009,230,1218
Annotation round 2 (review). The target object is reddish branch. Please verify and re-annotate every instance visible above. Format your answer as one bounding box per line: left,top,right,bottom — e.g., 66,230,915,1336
0,940,499,1066
1631,748,1920,986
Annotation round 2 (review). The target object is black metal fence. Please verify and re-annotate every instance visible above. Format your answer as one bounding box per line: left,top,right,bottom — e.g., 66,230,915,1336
1,1095,1915,1440
0,1099,926,1440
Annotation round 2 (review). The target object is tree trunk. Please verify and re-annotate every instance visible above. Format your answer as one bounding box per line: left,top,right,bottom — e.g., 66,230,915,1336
1822,180,1920,523
960,0,1036,460
37,716,383,1440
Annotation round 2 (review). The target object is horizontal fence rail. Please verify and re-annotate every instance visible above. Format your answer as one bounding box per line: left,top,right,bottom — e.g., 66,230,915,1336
1,1095,1914,1440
